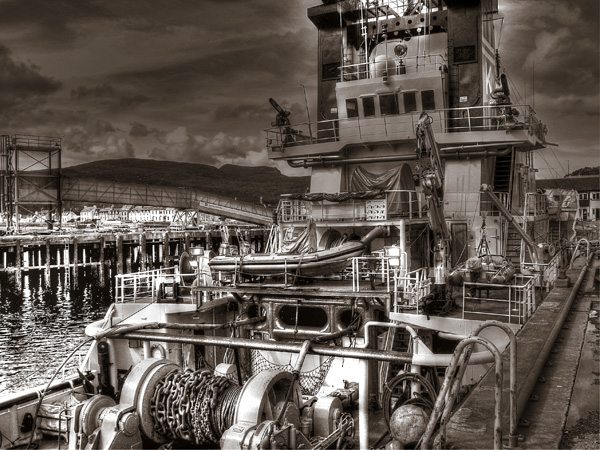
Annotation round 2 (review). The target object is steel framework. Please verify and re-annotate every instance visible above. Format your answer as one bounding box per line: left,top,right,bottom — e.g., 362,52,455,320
0,135,62,232
61,177,274,226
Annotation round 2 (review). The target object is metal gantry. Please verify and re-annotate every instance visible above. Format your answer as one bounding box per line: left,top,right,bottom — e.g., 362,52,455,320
0,135,62,232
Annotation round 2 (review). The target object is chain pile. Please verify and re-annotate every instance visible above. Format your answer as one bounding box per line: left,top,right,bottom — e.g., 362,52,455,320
150,368,242,446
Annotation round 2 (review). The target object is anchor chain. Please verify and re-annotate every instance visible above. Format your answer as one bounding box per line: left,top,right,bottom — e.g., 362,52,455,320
150,368,242,446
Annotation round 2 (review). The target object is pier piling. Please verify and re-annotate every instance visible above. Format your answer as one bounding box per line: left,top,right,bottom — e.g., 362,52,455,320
0,229,264,293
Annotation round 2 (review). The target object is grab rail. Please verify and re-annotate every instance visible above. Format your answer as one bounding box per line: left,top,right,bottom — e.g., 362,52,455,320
421,335,503,449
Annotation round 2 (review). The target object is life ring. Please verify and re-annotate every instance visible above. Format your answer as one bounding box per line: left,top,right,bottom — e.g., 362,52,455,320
548,243,556,257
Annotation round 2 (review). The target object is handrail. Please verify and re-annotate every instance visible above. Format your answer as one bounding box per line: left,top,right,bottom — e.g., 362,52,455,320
463,275,537,324
277,190,421,223
421,335,503,450
340,54,448,80
265,104,541,151
471,321,519,449
569,238,591,269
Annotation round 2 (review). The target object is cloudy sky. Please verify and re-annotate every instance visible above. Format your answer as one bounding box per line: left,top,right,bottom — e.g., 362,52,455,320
0,0,597,179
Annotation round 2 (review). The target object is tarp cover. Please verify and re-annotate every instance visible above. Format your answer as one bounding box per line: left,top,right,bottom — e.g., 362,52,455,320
280,218,317,254
350,165,415,215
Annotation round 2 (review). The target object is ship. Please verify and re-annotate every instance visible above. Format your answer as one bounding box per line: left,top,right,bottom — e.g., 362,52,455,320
0,1,595,450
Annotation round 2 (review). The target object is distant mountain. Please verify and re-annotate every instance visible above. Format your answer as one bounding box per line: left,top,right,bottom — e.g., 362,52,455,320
62,159,309,205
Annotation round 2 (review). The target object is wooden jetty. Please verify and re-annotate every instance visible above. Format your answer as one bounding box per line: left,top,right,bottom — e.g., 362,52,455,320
0,228,267,290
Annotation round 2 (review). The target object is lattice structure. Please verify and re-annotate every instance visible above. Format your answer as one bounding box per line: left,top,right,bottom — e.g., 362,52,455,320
0,135,62,233
250,350,334,396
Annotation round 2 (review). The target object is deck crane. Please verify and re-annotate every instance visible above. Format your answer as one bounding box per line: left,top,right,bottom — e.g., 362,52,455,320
415,112,451,305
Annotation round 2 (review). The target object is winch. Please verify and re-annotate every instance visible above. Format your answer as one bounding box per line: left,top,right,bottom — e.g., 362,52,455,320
73,358,354,449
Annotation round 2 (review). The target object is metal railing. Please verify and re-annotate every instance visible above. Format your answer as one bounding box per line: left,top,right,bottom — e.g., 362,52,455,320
393,267,432,312
277,190,422,223
115,267,196,303
62,177,274,226
462,274,537,324
351,255,392,292
524,192,548,217
340,54,447,81
266,105,540,152
442,191,509,218
277,190,511,223
522,250,561,290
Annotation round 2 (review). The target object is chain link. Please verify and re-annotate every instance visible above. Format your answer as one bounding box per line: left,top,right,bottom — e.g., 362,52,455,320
150,368,241,446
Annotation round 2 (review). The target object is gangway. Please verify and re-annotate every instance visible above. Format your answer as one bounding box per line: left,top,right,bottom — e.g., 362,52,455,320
61,176,274,226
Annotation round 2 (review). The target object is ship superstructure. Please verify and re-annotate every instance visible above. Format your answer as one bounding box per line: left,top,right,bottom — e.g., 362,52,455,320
266,0,549,274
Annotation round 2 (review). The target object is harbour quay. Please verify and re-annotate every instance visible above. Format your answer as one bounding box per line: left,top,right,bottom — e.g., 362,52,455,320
0,228,267,290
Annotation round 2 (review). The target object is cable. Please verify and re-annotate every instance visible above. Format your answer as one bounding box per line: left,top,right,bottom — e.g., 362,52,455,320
25,337,94,450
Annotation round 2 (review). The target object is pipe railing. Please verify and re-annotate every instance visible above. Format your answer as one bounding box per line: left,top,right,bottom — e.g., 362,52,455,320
265,105,539,152
569,238,592,269
340,54,448,80
462,274,537,324
470,321,519,449
277,190,422,223
421,335,503,450
394,267,431,312
115,267,196,303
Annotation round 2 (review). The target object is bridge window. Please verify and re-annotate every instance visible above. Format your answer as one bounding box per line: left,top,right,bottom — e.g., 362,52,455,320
422,90,436,110
402,92,417,113
362,96,376,117
380,93,399,115
346,98,359,118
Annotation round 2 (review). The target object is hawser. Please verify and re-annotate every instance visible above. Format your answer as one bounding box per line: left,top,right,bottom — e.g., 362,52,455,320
0,1,581,450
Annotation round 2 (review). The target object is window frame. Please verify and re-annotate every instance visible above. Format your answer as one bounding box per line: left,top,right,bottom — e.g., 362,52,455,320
379,92,399,116
345,98,359,118
361,95,377,117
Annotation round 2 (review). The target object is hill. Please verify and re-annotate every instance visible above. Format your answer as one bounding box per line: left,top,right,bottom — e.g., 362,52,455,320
62,159,309,205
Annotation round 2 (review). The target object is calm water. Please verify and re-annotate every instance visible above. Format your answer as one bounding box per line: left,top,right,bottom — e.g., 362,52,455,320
0,269,113,396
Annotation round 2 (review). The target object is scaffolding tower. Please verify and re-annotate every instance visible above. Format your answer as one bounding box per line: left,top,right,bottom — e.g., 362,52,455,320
0,135,62,233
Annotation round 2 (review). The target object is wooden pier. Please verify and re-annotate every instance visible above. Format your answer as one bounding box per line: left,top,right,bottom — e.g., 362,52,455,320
0,229,267,290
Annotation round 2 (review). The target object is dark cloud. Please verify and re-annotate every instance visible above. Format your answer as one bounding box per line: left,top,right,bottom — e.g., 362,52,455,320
62,120,135,162
0,0,114,46
148,128,266,167
118,93,150,108
501,1,599,103
71,82,117,100
214,103,272,122
129,122,150,137
0,44,61,118
93,119,116,135
70,82,150,111
108,27,313,100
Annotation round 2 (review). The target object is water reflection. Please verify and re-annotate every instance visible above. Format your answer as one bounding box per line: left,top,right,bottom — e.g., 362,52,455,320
0,269,113,395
